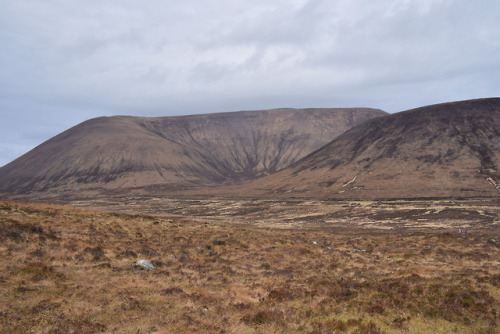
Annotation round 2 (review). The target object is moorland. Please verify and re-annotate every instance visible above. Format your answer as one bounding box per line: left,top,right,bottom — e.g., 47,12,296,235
1,199,498,333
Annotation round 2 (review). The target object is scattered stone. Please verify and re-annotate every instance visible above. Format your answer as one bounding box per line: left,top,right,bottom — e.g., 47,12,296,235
133,259,156,271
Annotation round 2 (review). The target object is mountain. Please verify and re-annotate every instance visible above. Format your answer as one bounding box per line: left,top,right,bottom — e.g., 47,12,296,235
0,107,385,199
236,98,500,199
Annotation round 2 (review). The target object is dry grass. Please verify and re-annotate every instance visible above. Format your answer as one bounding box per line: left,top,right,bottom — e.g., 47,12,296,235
0,200,499,333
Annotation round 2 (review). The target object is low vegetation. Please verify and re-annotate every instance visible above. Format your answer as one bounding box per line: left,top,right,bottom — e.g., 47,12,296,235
0,200,498,333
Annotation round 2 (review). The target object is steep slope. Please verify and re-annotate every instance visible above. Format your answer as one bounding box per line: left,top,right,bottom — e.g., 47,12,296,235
0,107,385,198
239,98,500,199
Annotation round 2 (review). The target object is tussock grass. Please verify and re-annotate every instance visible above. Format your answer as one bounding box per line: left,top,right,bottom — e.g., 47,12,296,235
0,200,498,333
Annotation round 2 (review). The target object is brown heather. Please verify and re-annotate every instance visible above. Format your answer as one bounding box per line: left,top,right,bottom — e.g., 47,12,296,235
0,200,499,333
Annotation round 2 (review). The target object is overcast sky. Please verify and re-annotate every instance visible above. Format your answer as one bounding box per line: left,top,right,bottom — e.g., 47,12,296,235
1,0,499,167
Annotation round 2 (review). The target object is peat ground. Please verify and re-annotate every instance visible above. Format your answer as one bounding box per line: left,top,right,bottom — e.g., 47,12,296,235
0,199,499,333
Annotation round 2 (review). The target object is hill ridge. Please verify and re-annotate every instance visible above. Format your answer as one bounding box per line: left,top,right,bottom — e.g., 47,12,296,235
232,98,500,199
0,107,385,199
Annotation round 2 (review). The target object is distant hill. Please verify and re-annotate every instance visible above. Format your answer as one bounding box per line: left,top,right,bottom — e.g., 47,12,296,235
0,107,385,200
235,98,500,199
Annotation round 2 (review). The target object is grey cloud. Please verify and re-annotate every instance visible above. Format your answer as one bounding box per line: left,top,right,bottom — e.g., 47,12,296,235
0,0,499,166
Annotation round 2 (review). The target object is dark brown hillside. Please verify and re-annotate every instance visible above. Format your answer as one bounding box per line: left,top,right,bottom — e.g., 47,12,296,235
237,98,500,199
0,108,385,199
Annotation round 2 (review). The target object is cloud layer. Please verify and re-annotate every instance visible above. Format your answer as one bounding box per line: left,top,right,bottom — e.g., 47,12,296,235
1,0,499,166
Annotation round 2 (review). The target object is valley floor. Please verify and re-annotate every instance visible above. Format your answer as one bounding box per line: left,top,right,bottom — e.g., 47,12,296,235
0,199,499,333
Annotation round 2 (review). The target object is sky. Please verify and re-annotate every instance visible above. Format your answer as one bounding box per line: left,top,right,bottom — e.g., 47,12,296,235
1,0,499,167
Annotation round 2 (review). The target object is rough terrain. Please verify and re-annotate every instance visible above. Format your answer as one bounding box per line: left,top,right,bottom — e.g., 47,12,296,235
1,199,499,333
